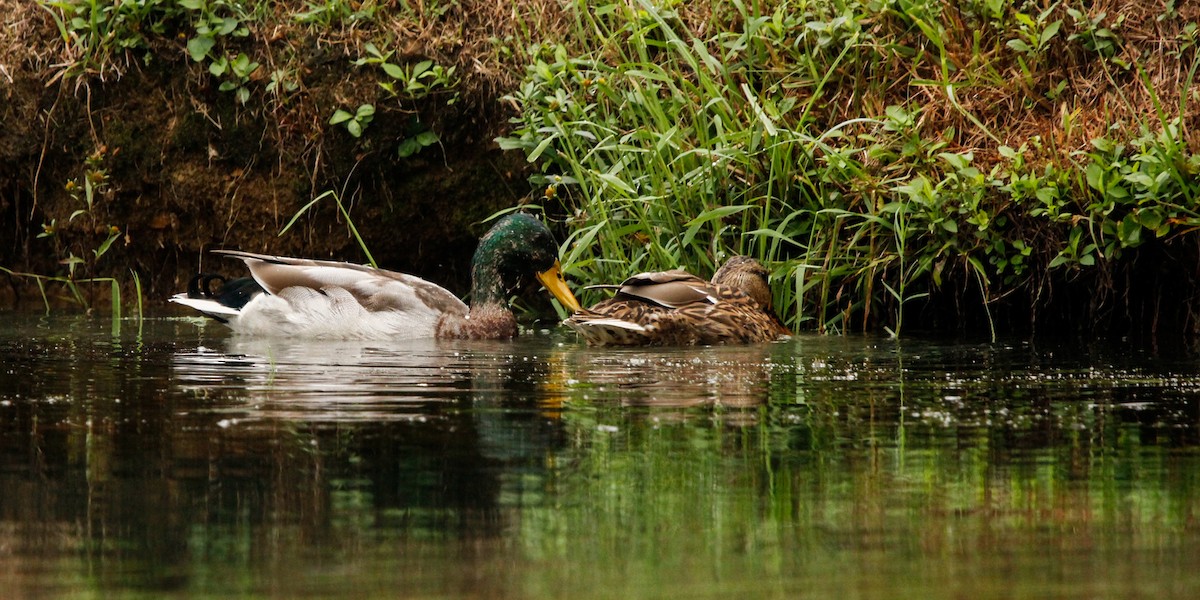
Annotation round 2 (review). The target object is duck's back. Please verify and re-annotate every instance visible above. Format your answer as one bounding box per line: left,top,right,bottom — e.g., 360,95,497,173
172,252,469,340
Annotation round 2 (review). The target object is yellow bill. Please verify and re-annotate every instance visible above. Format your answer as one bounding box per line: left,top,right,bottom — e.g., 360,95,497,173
536,260,582,313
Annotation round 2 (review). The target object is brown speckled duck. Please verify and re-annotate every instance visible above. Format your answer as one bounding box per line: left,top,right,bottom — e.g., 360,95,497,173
171,213,582,340
564,256,791,346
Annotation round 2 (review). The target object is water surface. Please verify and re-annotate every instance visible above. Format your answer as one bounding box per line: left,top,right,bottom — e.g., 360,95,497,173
1,313,1199,598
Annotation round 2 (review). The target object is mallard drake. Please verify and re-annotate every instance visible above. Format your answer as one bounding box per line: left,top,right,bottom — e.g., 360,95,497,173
564,255,791,346
171,213,582,340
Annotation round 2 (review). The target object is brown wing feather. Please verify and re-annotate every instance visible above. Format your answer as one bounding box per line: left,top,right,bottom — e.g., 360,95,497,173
616,274,718,309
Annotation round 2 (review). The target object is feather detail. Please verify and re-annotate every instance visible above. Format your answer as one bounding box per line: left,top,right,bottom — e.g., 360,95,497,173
565,257,790,346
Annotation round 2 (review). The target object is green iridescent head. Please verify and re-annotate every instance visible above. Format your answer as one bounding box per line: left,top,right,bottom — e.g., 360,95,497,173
470,213,581,312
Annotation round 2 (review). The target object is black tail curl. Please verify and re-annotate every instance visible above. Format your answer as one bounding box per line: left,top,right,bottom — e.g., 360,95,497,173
185,272,263,309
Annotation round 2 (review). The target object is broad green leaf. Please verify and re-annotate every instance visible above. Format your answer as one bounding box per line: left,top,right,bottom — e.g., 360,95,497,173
218,17,238,35
209,57,228,76
1135,207,1164,230
1118,213,1141,246
1085,162,1104,191
1007,39,1031,53
415,130,439,146
527,136,556,162
398,138,419,157
94,230,118,259
1040,20,1062,46
381,63,405,80
187,35,214,62
496,137,528,151
232,53,250,73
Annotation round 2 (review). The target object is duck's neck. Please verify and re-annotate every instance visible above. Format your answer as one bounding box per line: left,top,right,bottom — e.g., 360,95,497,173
470,258,508,310
433,259,518,340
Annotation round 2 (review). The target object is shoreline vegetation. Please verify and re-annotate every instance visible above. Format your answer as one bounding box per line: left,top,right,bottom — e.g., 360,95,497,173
2,0,1198,341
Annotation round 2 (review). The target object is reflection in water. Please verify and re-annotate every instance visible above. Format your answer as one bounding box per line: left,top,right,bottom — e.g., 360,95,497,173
561,343,780,408
173,337,473,421
167,332,579,556
1,314,1199,598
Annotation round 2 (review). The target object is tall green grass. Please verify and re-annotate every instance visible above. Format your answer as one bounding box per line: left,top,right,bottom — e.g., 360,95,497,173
500,0,1200,336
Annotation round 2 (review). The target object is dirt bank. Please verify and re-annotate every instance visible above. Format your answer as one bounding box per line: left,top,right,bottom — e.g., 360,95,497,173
0,0,563,307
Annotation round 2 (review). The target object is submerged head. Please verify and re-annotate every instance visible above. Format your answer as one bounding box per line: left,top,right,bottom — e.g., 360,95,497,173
711,256,775,310
471,213,581,311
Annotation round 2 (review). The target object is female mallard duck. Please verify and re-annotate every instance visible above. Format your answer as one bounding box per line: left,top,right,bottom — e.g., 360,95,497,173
171,213,582,340
564,256,790,346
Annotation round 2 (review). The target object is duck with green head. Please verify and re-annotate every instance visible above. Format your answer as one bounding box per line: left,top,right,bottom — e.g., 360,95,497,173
171,213,582,340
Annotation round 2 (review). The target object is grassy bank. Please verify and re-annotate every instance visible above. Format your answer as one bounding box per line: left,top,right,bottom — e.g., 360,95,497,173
4,0,1199,339
500,0,1200,338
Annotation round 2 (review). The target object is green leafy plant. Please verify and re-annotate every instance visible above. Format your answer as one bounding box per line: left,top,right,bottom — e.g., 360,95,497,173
37,0,177,80
354,42,460,103
329,104,376,138
497,0,1200,337
293,0,378,26
1066,7,1123,61
393,116,440,158
398,128,439,158
1005,2,1063,91
266,67,300,96
1006,5,1062,56
5,146,135,320
180,0,261,102
208,52,260,104
182,0,251,60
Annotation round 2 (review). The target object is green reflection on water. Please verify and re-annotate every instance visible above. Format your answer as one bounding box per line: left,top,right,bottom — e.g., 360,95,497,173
0,314,1198,598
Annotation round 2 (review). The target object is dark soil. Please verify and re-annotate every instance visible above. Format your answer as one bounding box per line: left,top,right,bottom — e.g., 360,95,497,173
0,0,546,308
